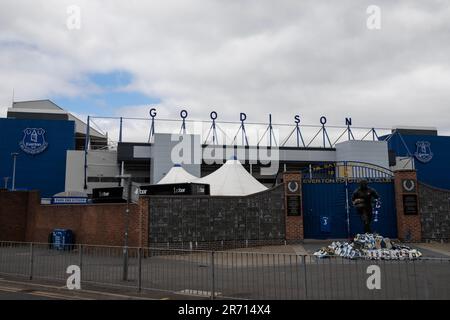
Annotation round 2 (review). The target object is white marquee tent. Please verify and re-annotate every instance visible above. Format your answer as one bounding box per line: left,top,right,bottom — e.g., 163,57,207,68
157,164,198,184
195,159,268,196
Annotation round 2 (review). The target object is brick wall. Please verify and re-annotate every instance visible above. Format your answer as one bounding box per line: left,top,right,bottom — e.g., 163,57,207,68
0,190,146,247
283,172,304,241
419,182,450,241
147,185,285,245
1,187,286,248
0,190,31,241
28,203,142,246
394,170,422,242
138,197,150,248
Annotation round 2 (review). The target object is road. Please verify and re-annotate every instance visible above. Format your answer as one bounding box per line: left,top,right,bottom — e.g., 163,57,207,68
0,281,86,300
1,244,449,300
0,279,148,300
0,278,198,300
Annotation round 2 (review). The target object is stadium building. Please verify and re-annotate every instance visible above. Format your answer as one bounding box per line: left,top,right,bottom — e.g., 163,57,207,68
1,99,449,197
1,99,449,243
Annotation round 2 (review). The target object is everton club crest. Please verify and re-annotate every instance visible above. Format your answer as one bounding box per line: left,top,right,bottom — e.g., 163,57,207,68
414,141,433,163
19,128,48,155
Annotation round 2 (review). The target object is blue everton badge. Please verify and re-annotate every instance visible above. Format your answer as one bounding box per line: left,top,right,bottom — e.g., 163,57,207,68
19,128,48,155
414,141,433,163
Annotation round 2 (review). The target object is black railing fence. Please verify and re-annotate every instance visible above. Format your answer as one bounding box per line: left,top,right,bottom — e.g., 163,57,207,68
0,241,448,300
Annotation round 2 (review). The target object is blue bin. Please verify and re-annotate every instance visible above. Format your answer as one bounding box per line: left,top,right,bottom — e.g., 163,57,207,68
51,229,74,250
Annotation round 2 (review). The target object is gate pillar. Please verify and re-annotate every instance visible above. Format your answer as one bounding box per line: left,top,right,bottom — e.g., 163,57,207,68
394,170,422,242
283,172,304,241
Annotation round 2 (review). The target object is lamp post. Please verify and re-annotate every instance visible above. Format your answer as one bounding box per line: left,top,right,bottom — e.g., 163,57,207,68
11,153,19,191
3,177,10,189
116,174,132,281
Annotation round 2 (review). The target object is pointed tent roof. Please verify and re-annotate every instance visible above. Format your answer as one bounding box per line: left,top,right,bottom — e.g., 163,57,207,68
157,164,198,184
195,159,268,196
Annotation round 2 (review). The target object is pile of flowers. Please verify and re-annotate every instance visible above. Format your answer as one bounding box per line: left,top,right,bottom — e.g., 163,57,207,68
313,233,422,260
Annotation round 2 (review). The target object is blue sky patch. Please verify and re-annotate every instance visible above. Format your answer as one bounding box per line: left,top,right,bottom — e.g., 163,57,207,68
51,70,160,116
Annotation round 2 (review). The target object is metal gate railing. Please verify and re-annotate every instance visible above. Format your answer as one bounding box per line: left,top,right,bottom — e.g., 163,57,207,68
0,241,449,300
302,161,396,239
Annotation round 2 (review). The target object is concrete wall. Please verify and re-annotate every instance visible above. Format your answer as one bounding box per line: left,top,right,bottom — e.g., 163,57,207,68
65,150,84,192
419,183,450,241
336,140,389,169
201,145,337,164
65,150,120,193
148,185,285,244
391,156,415,171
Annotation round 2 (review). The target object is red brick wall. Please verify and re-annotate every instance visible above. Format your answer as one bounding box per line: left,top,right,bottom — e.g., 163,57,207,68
0,190,148,247
283,172,304,240
394,170,422,242
0,190,31,241
29,203,142,247
138,197,149,248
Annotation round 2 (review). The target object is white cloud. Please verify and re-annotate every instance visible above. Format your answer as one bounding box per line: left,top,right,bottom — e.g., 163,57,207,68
1,0,449,134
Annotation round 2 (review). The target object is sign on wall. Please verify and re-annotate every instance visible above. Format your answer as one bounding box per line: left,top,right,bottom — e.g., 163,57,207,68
287,196,301,216
19,128,48,155
403,194,418,215
402,179,417,193
285,179,302,216
51,197,88,204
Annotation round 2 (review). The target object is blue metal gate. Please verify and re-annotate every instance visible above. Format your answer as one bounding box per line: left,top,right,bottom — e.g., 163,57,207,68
302,162,397,239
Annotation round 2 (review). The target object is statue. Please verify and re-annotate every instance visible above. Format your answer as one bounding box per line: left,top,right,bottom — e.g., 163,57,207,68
352,180,379,233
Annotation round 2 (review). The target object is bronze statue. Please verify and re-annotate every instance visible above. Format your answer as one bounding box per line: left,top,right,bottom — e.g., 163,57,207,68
352,180,379,233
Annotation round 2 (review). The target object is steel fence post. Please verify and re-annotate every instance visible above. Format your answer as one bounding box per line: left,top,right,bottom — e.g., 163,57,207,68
211,251,215,300
29,243,34,280
303,255,308,299
79,244,83,285
138,248,142,292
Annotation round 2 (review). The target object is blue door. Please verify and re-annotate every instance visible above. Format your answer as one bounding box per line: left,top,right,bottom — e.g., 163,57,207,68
303,182,348,239
348,181,397,238
303,180,397,239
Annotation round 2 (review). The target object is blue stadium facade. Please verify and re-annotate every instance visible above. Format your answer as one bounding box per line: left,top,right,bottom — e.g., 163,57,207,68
0,118,75,197
385,129,450,190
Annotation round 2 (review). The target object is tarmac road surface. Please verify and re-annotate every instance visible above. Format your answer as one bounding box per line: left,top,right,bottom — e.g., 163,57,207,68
0,244,449,300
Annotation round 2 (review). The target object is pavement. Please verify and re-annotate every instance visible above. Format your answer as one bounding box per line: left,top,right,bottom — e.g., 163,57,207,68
414,242,450,257
215,240,450,258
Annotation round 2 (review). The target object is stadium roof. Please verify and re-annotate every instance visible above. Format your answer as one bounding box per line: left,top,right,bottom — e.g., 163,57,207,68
7,99,105,138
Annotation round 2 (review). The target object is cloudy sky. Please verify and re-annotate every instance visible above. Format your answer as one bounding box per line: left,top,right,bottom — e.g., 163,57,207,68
1,0,449,139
